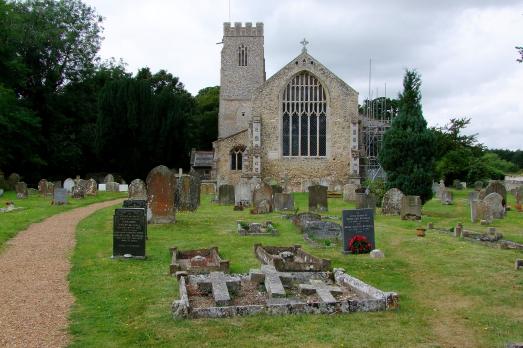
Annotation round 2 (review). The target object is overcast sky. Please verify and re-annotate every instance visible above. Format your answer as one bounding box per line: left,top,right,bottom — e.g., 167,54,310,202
84,0,523,150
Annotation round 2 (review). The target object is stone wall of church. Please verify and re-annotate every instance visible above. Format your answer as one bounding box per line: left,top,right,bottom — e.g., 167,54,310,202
213,130,250,187
251,53,360,192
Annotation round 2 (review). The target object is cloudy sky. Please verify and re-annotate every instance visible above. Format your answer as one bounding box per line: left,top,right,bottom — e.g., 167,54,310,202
84,0,523,150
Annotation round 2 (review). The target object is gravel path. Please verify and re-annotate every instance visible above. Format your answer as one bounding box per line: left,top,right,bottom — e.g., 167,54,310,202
0,199,124,348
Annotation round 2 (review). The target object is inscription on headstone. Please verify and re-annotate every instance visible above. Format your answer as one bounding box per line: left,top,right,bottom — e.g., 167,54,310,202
113,208,146,258
342,208,375,253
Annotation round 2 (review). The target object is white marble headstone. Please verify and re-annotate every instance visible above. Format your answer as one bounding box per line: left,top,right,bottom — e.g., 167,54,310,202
63,178,75,193
119,184,129,192
98,184,107,191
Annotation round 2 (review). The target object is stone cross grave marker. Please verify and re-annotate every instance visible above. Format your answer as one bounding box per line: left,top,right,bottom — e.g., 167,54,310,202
250,265,293,298
194,271,241,306
64,178,75,193
298,279,343,304
308,185,328,211
146,165,176,223
218,184,235,205
342,208,375,253
53,188,68,205
113,208,146,258
129,179,147,200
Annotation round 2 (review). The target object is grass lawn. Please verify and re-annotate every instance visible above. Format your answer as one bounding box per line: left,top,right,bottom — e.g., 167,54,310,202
69,189,523,347
0,190,126,250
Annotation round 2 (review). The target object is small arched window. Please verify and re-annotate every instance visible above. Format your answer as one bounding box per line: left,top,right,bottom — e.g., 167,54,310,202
238,44,248,66
282,71,327,157
230,145,245,170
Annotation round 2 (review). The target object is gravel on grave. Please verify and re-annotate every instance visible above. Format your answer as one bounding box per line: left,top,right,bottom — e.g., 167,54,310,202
186,278,361,308
0,198,124,348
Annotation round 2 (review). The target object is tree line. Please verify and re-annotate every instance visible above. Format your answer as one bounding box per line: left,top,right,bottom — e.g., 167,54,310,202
0,0,218,186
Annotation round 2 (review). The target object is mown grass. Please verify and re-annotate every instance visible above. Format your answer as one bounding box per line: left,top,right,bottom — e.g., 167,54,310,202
0,190,126,250
69,189,523,347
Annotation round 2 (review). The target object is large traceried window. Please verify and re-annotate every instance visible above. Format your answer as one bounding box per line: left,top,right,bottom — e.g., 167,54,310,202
238,44,248,66
282,72,327,157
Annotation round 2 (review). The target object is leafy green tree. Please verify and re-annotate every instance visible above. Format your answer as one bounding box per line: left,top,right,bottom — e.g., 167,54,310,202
193,86,219,149
379,69,435,203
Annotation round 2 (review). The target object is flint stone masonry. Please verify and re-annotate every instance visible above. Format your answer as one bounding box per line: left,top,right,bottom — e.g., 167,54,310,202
381,188,404,215
254,244,331,272
218,185,235,205
169,246,229,275
193,272,241,306
308,185,328,212
400,195,422,220
147,165,176,224
299,279,343,304
273,193,294,211
129,179,147,200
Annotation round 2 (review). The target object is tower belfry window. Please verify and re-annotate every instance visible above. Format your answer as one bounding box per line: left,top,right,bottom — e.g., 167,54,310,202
238,44,248,66
282,72,327,157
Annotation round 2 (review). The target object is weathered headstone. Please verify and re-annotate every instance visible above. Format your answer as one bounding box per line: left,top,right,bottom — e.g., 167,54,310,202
85,178,98,196
129,179,147,200
342,208,375,253
355,193,376,211
106,182,119,192
113,208,146,258
8,173,20,190
146,165,176,223
64,178,75,193
53,188,68,205
437,180,445,200
308,185,328,212
273,193,294,211
38,179,50,196
234,182,252,206
218,184,235,205
253,183,273,213
381,188,404,215
480,181,507,204
104,173,115,183
441,188,453,205
400,195,422,220
293,212,322,230
483,192,504,219
474,180,483,191
468,191,479,203
303,221,341,241
342,183,360,202
72,184,86,199
200,182,216,195
175,174,200,211
15,182,28,199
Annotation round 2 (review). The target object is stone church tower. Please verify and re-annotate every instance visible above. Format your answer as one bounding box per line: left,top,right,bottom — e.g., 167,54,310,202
219,22,266,138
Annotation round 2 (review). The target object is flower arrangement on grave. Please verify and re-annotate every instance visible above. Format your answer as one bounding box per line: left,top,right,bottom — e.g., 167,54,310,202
348,234,373,254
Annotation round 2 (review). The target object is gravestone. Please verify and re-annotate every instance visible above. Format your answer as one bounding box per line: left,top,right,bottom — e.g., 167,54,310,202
72,184,86,199
38,179,50,196
250,265,292,298
470,199,479,223
53,188,68,205
342,183,360,202
308,185,328,212
104,173,115,183
298,279,343,304
342,208,375,253
8,173,20,190
106,182,119,192
193,271,241,306
400,195,422,220
218,185,235,205
483,192,504,219
273,193,294,211
53,180,62,189
441,188,453,205
15,182,28,199
46,181,55,195
64,178,75,193
253,183,273,213
431,182,439,195
437,180,445,200
355,193,376,211
119,184,129,192
146,165,176,224
293,212,322,230
200,182,216,195
175,174,200,211
481,181,507,204
129,179,147,200
234,182,252,206
271,185,283,194
122,199,148,236
303,221,341,241
381,188,404,215
85,178,98,196
98,184,106,191
113,208,146,258
474,181,483,191
468,191,479,203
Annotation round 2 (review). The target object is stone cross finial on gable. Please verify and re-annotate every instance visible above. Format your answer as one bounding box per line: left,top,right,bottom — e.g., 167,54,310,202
300,38,309,53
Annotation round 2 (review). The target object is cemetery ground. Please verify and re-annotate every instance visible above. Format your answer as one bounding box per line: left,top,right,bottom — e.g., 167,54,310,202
0,191,127,250
65,189,523,348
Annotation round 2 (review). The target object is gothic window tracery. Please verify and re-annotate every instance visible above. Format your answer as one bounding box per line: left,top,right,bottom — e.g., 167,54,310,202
238,44,248,66
282,72,327,157
230,145,246,170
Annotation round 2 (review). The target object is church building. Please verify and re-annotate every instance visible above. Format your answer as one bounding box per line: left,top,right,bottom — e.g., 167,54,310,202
212,22,361,192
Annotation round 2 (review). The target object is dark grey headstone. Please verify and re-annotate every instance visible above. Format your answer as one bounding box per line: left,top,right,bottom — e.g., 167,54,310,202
308,185,328,212
53,188,68,205
273,193,294,211
113,208,146,258
218,185,235,205
342,208,375,253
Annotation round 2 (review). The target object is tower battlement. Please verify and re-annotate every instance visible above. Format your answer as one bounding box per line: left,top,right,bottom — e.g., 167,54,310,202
223,22,264,37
